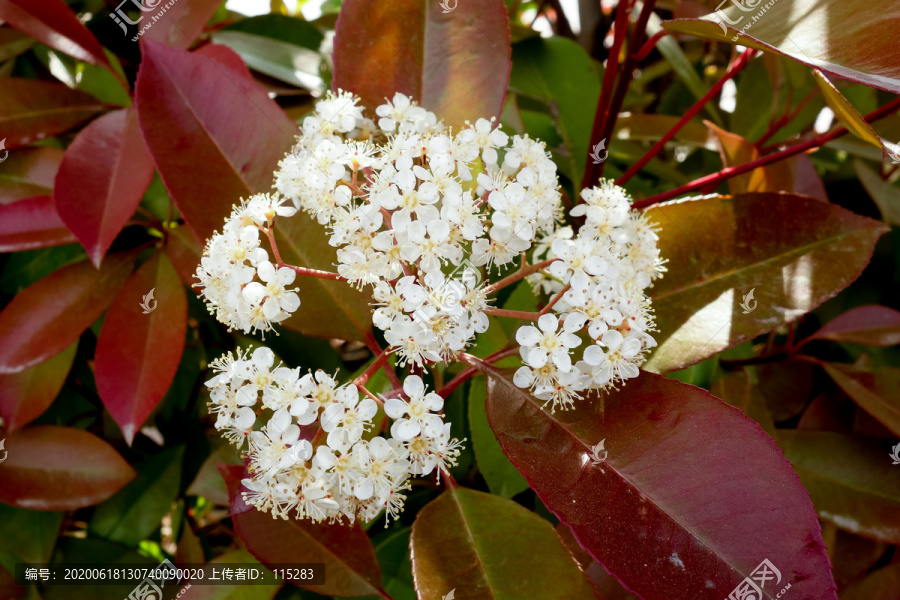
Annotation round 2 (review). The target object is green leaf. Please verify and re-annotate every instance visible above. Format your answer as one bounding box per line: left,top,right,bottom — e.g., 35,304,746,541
223,13,324,48
0,340,76,431
854,160,900,226
779,431,900,544
467,376,528,498
0,146,63,205
509,36,601,186
178,549,283,600
410,486,597,600
371,527,415,600
90,446,185,546
210,32,322,90
812,70,882,149
644,193,888,373
0,504,63,563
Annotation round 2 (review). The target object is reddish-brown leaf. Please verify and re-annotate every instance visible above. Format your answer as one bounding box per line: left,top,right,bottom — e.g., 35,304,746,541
0,146,63,205
410,486,597,599
0,425,136,510
134,41,298,242
219,464,388,598
333,0,511,128
143,0,222,50
0,253,134,374
821,363,900,437
0,79,104,149
54,108,155,267
806,305,900,347
0,0,111,70
663,1,900,94
95,253,187,445
165,223,203,289
644,193,888,373
0,341,76,432
0,195,76,252
482,364,836,600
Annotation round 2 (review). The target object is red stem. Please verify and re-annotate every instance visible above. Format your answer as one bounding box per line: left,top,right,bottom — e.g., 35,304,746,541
633,95,900,209
616,49,756,186
286,265,344,280
539,283,570,316
483,308,540,320
353,351,391,386
582,0,632,191
590,0,659,186
755,87,819,148
634,29,671,63
484,259,558,294
437,347,521,398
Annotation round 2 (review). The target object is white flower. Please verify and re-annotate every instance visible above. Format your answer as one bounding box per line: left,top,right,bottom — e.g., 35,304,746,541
321,386,378,452
515,314,583,371
384,375,444,440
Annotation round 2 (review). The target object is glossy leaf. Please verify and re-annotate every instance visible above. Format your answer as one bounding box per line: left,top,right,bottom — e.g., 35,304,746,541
467,376,529,498
333,0,511,128
706,122,827,200
0,146,63,205
663,2,900,94
0,195,76,252
410,486,597,600
509,37,600,186
812,70,882,149
556,523,638,600
90,446,185,545
643,193,888,373
779,431,900,544
372,527,415,600
0,425,136,510
95,253,188,444
210,31,322,90
0,79,104,149
0,253,133,374
822,363,900,436
220,464,388,598
54,108,155,266
223,13,324,49
143,0,223,50
709,370,777,438
134,41,298,242
483,365,837,600
273,215,373,341
808,305,900,347
0,0,111,70
0,340,76,431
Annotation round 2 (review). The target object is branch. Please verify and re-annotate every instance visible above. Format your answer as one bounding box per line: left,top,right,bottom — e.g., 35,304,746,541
484,258,558,294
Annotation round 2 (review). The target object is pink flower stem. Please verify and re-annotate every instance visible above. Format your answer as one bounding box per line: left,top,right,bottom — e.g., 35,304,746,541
438,347,521,398
483,308,540,321
484,258,559,294
353,351,391,387
539,283,571,316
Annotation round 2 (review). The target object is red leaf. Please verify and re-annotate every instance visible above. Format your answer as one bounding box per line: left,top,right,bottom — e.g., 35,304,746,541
807,305,900,347
54,108,155,267
482,364,837,600
95,253,187,445
0,0,111,71
333,0,511,128
0,341,76,431
135,41,298,242
0,253,134,374
165,223,203,289
0,79,104,149
0,195,76,252
219,464,388,598
194,43,255,80
0,147,63,205
0,425,136,510
142,0,222,50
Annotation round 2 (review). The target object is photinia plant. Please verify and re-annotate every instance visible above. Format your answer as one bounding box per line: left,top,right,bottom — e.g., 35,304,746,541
0,0,898,599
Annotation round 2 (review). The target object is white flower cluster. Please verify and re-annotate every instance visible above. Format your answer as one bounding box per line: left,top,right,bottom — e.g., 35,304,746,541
272,90,564,366
194,194,301,334
515,181,665,411
205,347,463,524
